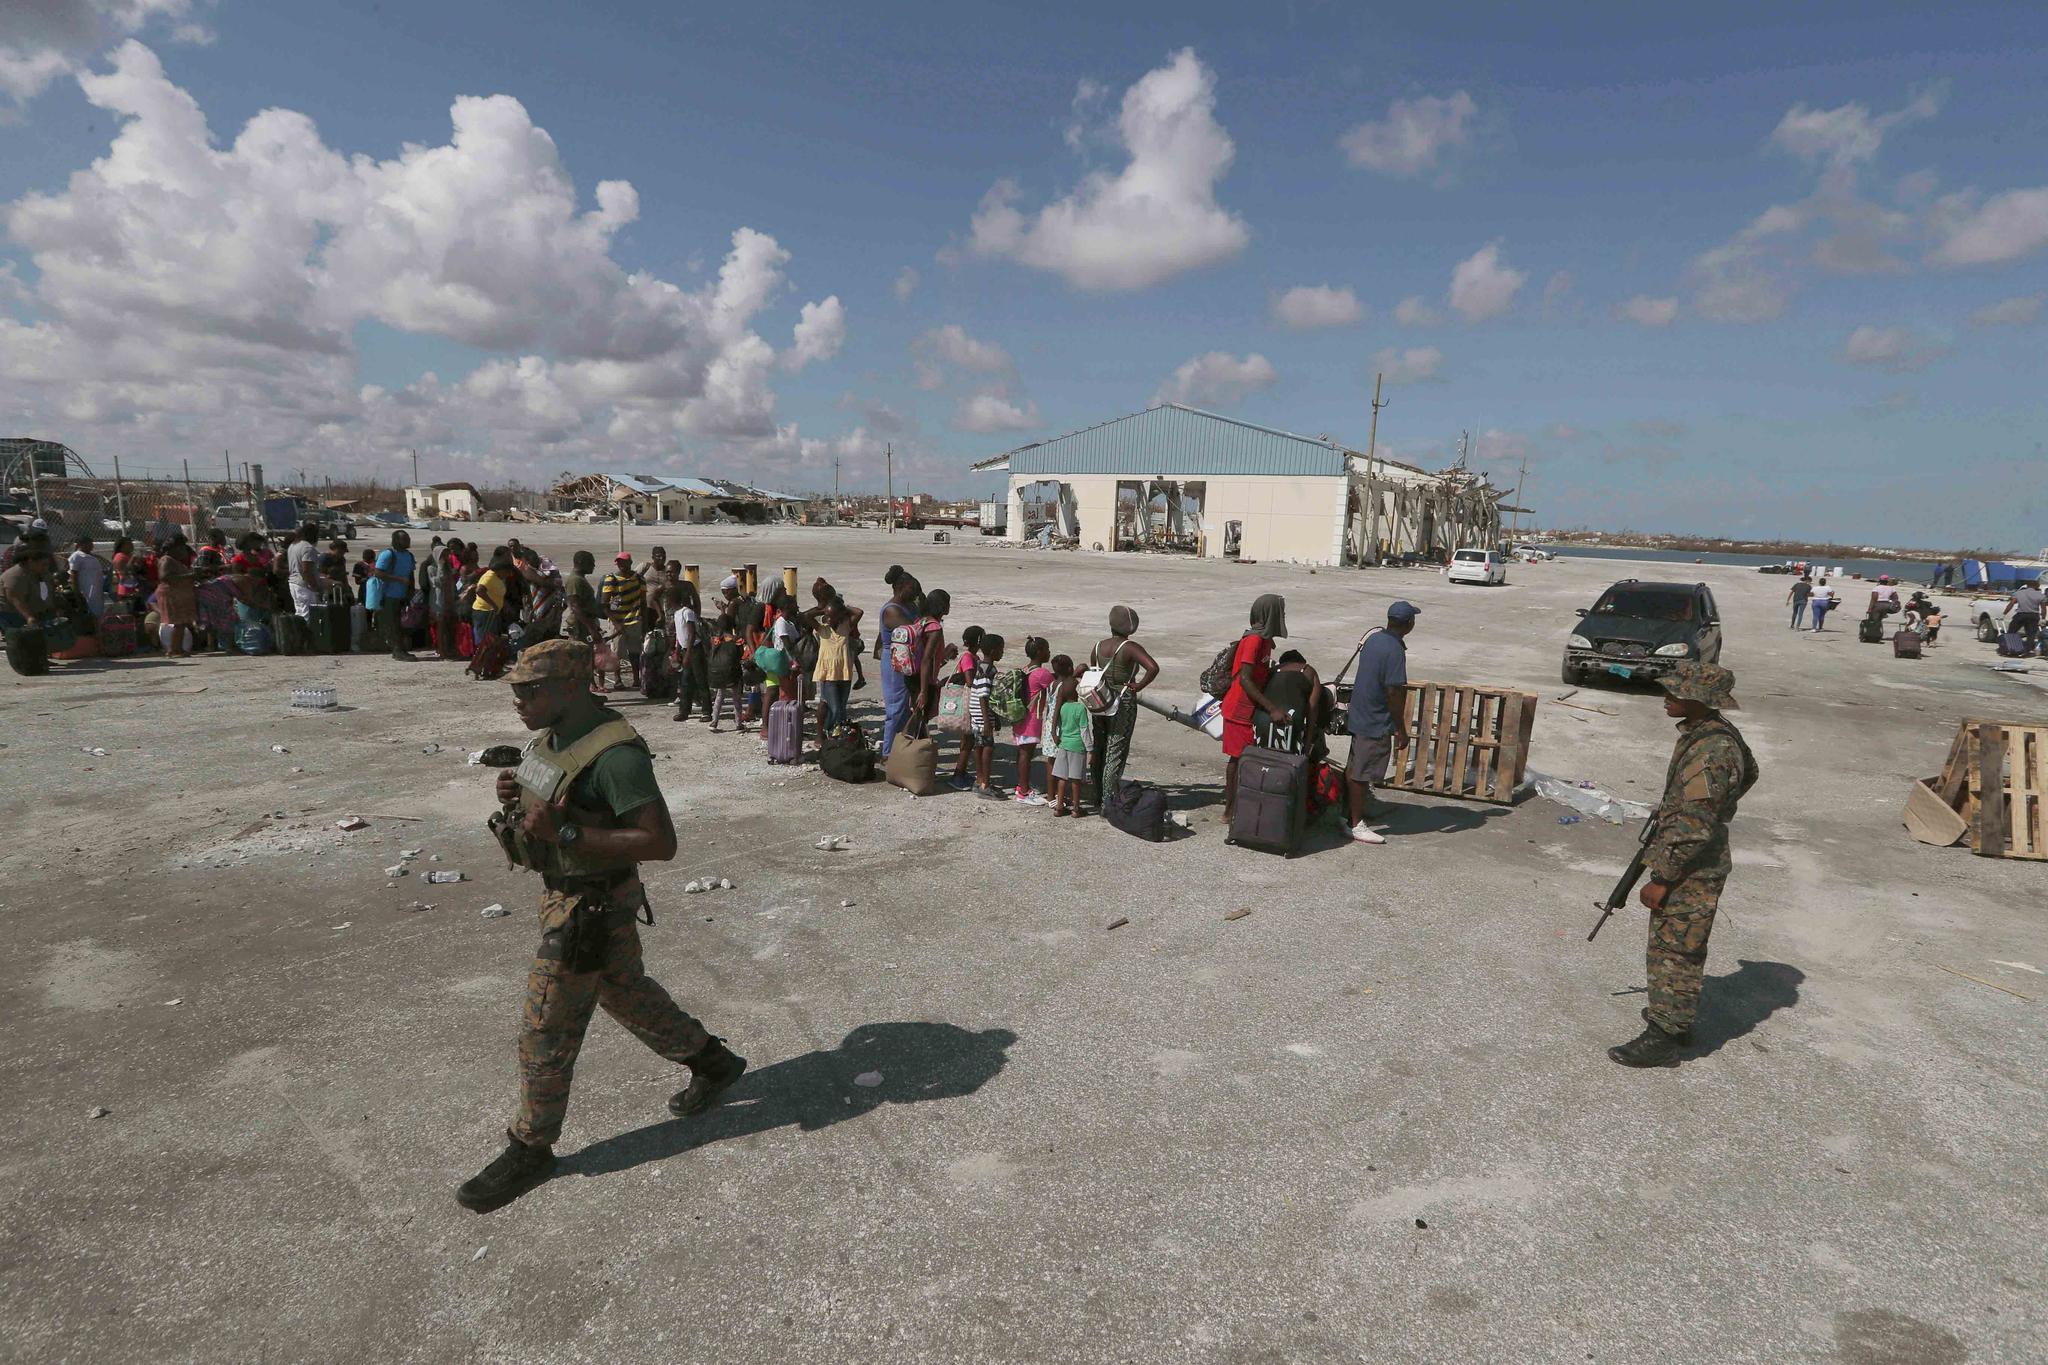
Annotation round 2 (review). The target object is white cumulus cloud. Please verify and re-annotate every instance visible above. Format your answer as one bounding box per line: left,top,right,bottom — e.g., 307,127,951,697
0,42,859,485
1339,91,1476,177
1447,241,1525,322
893,265,919,301
1617,295,1679,327
967,47,1249,291
1970,293,2042,326
1929,187,2048,268
781,295,846,372
1271,284,1362,330
0,0,207,110
1152,351,1277,408
1369,346,1445,384
954,393,1040,433
1393,295,1440,327
1841,324,1943,372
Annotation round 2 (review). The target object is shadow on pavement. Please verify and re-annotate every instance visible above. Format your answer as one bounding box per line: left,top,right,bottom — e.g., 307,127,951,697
1691,958,1804,1056
564,1020,1018,1178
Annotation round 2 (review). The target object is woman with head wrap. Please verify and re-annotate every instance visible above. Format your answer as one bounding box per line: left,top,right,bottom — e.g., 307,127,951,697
1084,604,1160,811
1220,594,1296,828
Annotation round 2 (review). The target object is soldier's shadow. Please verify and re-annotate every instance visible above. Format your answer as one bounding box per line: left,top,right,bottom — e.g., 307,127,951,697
1689,959,1804,1057
563,1020,1017,1178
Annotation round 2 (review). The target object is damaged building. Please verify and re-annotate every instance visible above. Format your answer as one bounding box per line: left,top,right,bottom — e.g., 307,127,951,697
971,403,1518,567
546,472,802,524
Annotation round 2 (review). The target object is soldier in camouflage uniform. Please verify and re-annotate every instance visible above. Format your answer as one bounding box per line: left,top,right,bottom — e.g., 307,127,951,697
457,638,746,1213
1610,661,1759,1068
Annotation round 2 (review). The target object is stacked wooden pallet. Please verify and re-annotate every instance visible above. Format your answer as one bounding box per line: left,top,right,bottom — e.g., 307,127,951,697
1383,680,1539,805
1903,720,2046,859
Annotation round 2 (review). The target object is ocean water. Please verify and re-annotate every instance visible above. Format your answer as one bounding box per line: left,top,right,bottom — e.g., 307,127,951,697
1547,545,1938,582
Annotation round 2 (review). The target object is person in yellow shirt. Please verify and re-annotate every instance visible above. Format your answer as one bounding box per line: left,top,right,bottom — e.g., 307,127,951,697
599,551,647,690
470,546,515,645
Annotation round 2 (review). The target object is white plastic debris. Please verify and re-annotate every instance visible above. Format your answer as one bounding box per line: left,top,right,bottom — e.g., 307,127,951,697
1168,812,1192,830
466,751,486,765
270,744,290,754
684,880,705,894
164,998,183,1006
331,922,351,931
88,1106,110,1119
853,1071,883,1088
385,865,408,878
335,816,368,832
290,766,304,774
421,743,441,755
471,1246,488,1263
839,899,855,908
814,835,851,851
425,870,464,884
399,849,422,861
1524,771,1652,824
479,903,509,919
403,901,436,913
718,878,733,890
81,746,109,757
429,854,443,862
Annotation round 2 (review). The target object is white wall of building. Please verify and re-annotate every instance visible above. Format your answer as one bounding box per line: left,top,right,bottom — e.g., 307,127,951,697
1006,472,1347,565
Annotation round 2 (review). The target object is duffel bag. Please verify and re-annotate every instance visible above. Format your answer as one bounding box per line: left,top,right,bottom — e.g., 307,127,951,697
820,728,876,784
884,732,941,797
1103,781,1170,842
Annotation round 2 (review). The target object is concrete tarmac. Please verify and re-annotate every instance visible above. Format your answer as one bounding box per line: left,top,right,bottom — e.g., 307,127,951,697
2,526,2042,1364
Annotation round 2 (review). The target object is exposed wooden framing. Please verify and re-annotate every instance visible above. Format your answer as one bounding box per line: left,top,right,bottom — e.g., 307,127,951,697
1917,718,2047,859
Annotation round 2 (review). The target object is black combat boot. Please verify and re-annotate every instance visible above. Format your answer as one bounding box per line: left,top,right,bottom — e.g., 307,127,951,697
456,1136,556,1213
1607,1017,1690,1068
668,1038,747,1118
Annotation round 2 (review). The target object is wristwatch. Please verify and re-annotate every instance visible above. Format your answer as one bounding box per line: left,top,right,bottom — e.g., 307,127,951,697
556,823,582,848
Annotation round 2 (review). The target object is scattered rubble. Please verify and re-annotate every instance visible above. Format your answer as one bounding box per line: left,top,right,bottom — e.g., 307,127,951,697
479,904,509,918
335,816,368,832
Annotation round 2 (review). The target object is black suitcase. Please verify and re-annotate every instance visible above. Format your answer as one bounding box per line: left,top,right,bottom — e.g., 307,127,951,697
307,603,350,653
1104,781,1170,841
1892,629,1923,659
1857,615,1884,644
5,626,49,676
1229,746,1309,855
273,611,313,656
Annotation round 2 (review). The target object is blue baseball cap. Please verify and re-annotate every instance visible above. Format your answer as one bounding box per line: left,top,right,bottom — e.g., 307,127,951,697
1387,600,1421,622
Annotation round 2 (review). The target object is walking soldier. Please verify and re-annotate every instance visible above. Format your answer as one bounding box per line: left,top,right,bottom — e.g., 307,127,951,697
1610,662,1759,1068
457,638,745,1212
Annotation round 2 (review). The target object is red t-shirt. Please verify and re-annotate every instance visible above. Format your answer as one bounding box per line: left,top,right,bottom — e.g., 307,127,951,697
1220,632,1271,724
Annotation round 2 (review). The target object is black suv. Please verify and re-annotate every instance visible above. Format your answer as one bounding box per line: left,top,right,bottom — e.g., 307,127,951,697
1563,580,1723,686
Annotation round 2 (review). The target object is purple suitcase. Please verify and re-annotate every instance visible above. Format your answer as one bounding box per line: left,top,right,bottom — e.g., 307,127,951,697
1229,745,1309,855
767,698,804,764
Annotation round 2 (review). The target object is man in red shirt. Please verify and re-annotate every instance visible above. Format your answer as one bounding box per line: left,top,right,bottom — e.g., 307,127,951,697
1221,593,1294,823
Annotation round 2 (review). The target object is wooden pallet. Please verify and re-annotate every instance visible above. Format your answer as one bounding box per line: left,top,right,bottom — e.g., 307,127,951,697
1915,719,2047,859
1383,680,1538,805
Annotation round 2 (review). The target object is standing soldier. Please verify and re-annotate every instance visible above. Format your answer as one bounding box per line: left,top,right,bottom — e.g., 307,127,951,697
1610,662,1759,1068
458,638,745,1212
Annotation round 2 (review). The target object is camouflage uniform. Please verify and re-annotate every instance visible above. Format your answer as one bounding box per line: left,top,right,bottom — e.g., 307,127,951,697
1640,664,1759,1035
513,879,714,1147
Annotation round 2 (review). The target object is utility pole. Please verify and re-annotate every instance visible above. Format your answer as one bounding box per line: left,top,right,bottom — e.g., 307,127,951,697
410,447,419,488
1365,371,1386,565
1509,454,1528,544
885,443,894,533
833,457,840,506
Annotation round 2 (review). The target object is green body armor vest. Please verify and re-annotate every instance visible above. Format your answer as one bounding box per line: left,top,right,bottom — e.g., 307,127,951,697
489,709,649,882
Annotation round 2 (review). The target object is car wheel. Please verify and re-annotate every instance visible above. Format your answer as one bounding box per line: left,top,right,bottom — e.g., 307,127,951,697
1977,616,1997,642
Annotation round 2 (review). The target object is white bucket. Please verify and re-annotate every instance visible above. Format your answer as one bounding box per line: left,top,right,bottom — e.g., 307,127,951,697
1191,693,1226,740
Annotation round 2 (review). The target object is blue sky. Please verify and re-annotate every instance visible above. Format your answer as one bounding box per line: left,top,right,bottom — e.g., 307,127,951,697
1,1,2043,549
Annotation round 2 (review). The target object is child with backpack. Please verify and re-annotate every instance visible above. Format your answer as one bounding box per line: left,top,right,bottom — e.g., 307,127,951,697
1006,636,1053,805
1049,662,1089,817
706,612,748,733
948,624,986,790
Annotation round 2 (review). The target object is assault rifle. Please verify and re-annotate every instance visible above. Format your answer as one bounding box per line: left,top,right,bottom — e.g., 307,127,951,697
1587,815,1658,942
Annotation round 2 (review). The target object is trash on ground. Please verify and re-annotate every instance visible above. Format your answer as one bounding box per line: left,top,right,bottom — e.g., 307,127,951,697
269,744,290,754
335,815,368,831
164,998,182,1006
1106,916,1130,931
1168,811,1193,829
399,849,422,861
839,898,855,908
685,880,704,894
479,903,509,919
814,835,851,851
402,901,436,913
81,746,108,757
466,750,486,765
1525,771,1652,824
1934,963,2034,1002
471,1245,487,1262
424,870,464,884
384,865,408,878
719,878,733,890
330,922,351,931
1558,814,1581,826
1224,908,1251,921
289,684,338,710
853,1071,883,1087
421,743,441,755
88,1106,110,1119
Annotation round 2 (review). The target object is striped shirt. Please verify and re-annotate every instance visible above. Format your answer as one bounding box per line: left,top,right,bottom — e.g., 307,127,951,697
600,572,645,627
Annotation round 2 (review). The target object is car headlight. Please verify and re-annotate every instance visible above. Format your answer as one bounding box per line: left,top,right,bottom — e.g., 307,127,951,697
1569,634,1592,650
1653,643,1691,657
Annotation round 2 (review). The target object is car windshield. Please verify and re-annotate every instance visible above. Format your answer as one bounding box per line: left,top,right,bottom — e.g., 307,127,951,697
1455,550,1486,561
1592,589,1694,621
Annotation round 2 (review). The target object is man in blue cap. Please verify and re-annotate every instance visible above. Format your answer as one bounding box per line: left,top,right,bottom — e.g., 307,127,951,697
1344,601,1419,844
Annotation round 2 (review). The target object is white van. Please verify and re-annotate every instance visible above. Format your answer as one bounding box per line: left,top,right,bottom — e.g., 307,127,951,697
1447,547,1508,586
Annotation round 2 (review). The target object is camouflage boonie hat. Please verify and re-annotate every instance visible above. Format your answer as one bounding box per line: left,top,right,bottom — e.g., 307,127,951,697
502,637,594,685
1659,660,1739,710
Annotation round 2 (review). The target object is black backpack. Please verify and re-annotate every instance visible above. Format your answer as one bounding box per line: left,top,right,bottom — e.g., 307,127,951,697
708,636,742,686
819,725,876,783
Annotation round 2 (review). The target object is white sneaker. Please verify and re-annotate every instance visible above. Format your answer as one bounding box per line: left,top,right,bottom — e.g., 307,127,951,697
1349,822,1386,844
1017,791,1049,806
